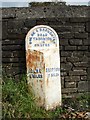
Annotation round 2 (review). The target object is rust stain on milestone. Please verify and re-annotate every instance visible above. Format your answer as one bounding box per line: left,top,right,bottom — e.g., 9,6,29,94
39,80,43,89
36,97,45,107
26,49,43,69
47,78,49,86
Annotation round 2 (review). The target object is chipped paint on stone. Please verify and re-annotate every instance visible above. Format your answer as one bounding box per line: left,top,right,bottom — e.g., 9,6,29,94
25,25,61,110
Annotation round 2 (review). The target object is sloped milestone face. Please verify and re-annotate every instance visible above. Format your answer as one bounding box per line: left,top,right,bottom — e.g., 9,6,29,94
26,49,45,106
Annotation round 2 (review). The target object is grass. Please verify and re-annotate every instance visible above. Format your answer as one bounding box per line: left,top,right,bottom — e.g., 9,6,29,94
2,75,90,119
2,76,65,119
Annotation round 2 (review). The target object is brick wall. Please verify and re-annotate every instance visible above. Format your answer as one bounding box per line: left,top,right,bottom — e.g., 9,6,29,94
2,3,90,97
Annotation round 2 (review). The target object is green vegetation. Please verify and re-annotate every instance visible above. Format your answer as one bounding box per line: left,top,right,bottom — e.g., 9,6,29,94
29,2,66,7
2,76,64,119
63,93,90,112
2,76,90,119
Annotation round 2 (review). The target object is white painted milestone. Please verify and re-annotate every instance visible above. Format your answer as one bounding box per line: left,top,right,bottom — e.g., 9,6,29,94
25,25,61,110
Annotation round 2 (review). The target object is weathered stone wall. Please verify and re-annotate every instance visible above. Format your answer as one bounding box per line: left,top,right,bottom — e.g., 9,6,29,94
2,3,90,97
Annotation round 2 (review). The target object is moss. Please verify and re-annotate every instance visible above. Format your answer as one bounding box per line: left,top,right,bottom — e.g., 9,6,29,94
29,2,66,7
